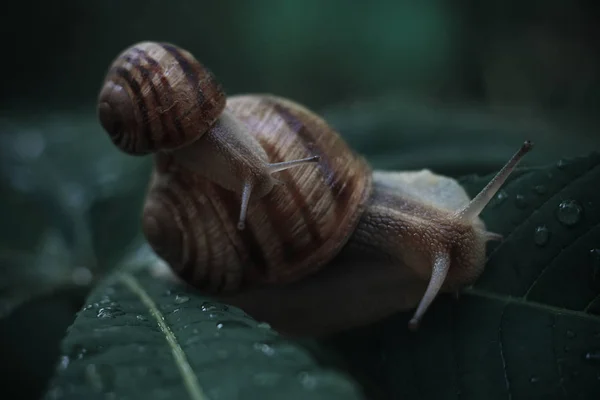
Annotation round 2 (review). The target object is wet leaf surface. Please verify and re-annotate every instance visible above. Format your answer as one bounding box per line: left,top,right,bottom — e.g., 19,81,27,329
318,152,600,400
43,270,365,400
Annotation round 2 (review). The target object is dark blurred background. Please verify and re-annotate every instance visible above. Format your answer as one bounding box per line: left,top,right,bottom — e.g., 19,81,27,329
1,1,600,399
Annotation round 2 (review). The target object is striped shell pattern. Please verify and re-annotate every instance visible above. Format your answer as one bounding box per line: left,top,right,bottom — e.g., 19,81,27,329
97,42,226,155
143,95,373,293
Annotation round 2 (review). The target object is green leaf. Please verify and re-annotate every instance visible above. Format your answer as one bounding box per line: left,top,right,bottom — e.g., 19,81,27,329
318,151,600,400
43,269,365,400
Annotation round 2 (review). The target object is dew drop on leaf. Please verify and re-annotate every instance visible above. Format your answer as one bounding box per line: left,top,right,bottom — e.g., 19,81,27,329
254,342,276,356
556,159,568,170
136,315,147,321
216,320,251,329
584,350,600,364
534,225,550,246
515,194,528,209
257,322,272,330
59,355,70,370
201,302,228,312
556,200,583,226
174,295,190,304
494,190,508,206
97,306,125,319
209,312,225,319
72,345,88,360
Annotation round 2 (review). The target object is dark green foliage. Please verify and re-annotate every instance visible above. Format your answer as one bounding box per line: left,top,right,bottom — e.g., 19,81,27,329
317,152,600,399
43,270,365,400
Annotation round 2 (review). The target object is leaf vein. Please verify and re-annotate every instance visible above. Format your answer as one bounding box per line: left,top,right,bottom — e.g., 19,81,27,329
498,305,512,400
463,288,600,322
524,220,600,299
119,273,207,400
486,162,599,264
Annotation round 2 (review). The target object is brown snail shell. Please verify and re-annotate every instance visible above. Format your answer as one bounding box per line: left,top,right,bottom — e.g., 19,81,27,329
142,95,372,292
97,42,226,155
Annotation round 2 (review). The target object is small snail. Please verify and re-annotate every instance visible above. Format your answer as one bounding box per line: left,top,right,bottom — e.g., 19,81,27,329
97,42,533,336
97,42,320,230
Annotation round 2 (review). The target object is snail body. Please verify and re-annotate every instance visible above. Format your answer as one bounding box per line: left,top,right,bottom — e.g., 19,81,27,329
97,41,532,335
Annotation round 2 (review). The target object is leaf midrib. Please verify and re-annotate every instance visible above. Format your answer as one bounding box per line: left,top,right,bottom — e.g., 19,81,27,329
119,273,207,400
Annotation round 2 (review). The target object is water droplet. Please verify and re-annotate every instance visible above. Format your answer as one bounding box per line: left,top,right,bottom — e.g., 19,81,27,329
201,302,228,312
164,289,174,296
566,330,576,339
556,200,583,226
97,307,125,319
534,225,550,246
136,315,147,321
72,345,88,360
85,364,115,393
254,342,276,356
257,322,272,330
209,312,225,319
533,185,547,195
584,350,600,364
557,159,568,170
59,355,70,370
216,320,251,330
298,371,318,390
494,190,508,206
253,372,281,386
174,295,190,304
98,296,115,305
515,194,528,209
529,375,539,384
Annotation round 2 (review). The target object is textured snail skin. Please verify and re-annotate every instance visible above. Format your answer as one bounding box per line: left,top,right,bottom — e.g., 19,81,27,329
142,95,372,293
214,171,489,337
97,42,226,155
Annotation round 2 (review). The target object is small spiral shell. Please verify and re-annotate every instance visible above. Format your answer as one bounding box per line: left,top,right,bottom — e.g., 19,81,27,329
142,95,373,293
97,42,226,155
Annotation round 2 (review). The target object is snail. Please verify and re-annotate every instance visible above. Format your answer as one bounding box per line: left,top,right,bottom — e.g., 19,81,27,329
97,41,320,230
97,41,533,336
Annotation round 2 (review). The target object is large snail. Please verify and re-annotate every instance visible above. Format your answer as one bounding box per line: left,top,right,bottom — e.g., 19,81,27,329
97,41,532,336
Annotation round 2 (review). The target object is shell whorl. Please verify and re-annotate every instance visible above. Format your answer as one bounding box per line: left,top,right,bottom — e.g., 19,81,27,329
97,42,226,155
142,95,373,293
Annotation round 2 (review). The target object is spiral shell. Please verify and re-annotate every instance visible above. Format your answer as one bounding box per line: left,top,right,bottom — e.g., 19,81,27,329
97,42,226,155
142,95,373,292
